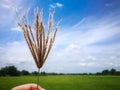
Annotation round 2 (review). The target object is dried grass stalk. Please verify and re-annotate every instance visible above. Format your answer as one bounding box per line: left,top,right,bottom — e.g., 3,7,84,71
17,8,58,69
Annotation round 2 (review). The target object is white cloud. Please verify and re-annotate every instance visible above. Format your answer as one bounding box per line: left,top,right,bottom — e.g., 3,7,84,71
0,41,37,71
51,10,120,72
78,62,98,67
0,0,11,9
50,4,56,8
0,41,32,62
56,11,120,47
11,26,21,32
50,2,63,8
1,4,11,9
56,3,63,7
0,0,31,27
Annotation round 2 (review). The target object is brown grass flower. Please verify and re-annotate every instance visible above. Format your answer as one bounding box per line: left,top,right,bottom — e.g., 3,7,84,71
17,8,58,69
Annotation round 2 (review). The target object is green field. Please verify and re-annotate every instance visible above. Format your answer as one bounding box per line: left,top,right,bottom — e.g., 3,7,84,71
0,75,120,90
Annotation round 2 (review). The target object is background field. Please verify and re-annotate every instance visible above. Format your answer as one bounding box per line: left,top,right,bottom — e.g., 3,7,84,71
0,75,120,90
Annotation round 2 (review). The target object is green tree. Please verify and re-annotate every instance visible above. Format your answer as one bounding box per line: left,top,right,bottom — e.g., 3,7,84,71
41,72,46,76
0,66,20,76
31,71,38,75
110,68,116,75
102,69,109,75
0,68,6,76
21,70,30,75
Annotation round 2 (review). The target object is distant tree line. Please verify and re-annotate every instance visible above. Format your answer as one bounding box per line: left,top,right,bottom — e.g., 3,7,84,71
0,66,48,76
0,66,30,76
96,68,120,75
0,66,120,76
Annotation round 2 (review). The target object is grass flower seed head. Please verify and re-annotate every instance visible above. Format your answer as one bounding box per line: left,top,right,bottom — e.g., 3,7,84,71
17,8,58,69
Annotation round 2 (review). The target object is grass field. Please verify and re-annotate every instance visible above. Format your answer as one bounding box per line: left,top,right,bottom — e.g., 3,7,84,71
0,75,120,90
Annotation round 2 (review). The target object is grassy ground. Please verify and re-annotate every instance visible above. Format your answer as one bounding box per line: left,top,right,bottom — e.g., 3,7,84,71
0,75,120,90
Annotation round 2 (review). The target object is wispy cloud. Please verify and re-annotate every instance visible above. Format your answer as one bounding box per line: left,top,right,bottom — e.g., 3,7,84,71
0,0,15,24
0,0,31,27
11,26,21,32
50,10,120,72
56,11,120,46
56,3,63,7
1,4,11,9
50,4,56,8
50,2,63,8
0,41,37,71
0,0,12,9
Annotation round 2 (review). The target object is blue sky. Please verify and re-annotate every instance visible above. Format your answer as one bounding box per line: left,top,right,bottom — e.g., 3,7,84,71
0,0,120,73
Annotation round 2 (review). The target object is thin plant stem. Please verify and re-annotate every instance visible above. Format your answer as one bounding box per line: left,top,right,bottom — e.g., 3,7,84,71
36,68,40,89
17,9,59,89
